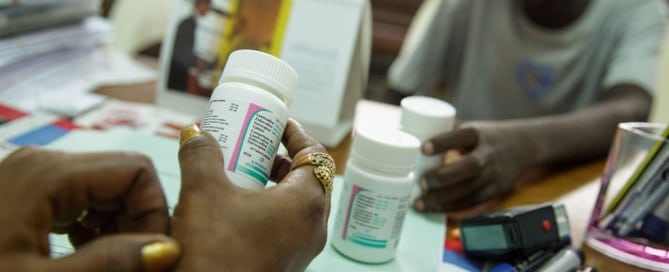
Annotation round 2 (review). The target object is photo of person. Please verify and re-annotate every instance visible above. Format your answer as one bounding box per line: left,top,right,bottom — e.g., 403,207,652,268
166,0,288,97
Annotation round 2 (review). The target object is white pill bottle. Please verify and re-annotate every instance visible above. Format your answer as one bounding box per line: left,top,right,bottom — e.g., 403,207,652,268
400,96,456,202
200,49,297,189
332,127,420,263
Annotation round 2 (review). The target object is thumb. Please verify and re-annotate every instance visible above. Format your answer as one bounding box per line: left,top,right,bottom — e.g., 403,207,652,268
423,126,479,155
178,124,229,193
49,234,180,272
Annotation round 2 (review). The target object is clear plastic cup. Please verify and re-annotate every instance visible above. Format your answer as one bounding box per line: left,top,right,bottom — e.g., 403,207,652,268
586,122,669,271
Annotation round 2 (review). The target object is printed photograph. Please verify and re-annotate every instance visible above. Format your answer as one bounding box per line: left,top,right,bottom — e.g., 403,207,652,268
166,0,288,97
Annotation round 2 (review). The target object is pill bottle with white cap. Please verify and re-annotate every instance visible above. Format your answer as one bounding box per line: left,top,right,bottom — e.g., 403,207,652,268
400,96,456,202
200,49,297,189
331,126,420,263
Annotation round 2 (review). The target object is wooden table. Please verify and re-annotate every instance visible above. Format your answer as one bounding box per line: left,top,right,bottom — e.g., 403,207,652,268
96,81,651,271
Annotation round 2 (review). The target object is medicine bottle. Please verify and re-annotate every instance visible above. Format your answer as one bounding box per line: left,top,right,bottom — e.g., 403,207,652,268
332,127,420,263
400,96,456,202
200,49,297,189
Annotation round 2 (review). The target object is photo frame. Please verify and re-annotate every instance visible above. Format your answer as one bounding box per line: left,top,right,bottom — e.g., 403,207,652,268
158,0,371,147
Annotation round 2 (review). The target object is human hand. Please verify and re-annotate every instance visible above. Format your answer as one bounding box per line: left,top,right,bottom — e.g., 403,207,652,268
414,121,536,215
0,148,180,271
172,119,331,271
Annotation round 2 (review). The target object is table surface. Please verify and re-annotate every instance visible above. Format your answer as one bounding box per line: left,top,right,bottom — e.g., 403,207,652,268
95,79,652,271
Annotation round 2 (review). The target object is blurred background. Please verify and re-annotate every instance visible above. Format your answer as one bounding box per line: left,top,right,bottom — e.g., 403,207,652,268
2,0,667,122
103,0,669,123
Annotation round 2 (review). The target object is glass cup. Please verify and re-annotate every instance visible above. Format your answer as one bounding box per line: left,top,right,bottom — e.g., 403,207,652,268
586,122,669,271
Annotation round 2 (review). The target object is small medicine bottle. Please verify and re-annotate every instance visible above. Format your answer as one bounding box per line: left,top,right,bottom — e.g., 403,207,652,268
200,49,297,189
400,96,456,202
332,127,420,263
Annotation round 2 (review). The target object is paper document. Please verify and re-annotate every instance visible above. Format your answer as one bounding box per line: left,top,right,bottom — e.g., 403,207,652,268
74,99,199,140
0,48,156,113
0,16,109,67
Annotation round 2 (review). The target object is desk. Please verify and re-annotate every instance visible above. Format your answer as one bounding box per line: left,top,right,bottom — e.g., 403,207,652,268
96,81,649,271
346,100,651,271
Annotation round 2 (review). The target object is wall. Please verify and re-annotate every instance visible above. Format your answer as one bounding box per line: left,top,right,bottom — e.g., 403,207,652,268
650,34,669,123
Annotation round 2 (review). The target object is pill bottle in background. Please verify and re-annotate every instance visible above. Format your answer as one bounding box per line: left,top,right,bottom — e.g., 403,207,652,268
400,96,456,203
332,127,420,263
200,49,297,189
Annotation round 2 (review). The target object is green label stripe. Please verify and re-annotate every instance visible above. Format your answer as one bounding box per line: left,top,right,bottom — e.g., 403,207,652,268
247,163,269,180
348,235,387,248
238,165,268,185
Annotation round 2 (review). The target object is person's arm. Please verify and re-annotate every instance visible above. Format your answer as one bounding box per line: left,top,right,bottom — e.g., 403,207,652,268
525,85,651,167
414,85,651,213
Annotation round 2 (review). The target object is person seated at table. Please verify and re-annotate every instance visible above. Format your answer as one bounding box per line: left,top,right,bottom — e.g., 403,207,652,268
0,120,332,271
388,0,668,217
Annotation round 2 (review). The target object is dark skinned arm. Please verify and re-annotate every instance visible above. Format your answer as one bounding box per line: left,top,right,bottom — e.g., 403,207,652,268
414,85,651,214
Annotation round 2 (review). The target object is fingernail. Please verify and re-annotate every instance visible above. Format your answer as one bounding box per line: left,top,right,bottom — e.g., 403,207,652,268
422,142,434,155
414,199,425,211
179,124,202,146
142,241,180,272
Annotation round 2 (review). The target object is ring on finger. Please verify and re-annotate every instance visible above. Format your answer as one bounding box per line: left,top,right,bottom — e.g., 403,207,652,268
291,152,336,197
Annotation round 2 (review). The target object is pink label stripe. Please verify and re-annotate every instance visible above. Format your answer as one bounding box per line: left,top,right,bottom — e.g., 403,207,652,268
228,103,266,172
342,184,365,239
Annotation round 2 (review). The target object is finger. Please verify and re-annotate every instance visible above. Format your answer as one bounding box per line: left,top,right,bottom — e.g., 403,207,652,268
422,176,507,212
414,155,484,212
273,120,331,219
178,124,230,193
417,178,487,212
423,127,479,155
269,154,292,182
447,201,500,221
62,209,112,247
78,209,116,230
276,120,330,195
440,183,504,211
47,234,180,272
282,119,327,158
67,222,99,248
6,148,171,237
421,155,481,190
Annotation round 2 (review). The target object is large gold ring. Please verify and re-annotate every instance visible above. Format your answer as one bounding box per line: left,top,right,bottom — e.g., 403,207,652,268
291,152,335,196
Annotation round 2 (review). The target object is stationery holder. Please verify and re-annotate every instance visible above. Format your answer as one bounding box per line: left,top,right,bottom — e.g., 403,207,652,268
586,122,669,271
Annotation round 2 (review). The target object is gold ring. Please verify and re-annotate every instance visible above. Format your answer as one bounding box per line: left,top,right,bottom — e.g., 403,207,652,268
291,152,336,196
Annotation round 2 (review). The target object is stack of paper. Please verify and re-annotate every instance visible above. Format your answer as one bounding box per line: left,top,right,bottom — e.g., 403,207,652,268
0,0,156,116
0,0,102,63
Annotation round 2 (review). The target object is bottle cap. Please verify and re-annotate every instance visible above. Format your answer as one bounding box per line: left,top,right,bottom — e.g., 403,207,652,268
350,127,420,172
220,49,297,105
400,96,456,142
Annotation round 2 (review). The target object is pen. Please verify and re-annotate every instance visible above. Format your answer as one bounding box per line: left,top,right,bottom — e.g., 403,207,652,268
605,127,669,216
489,249,556,272
578,266,597,272
606,154,669,233
640,187,669,243
536,247,584,272
616,167,669,236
